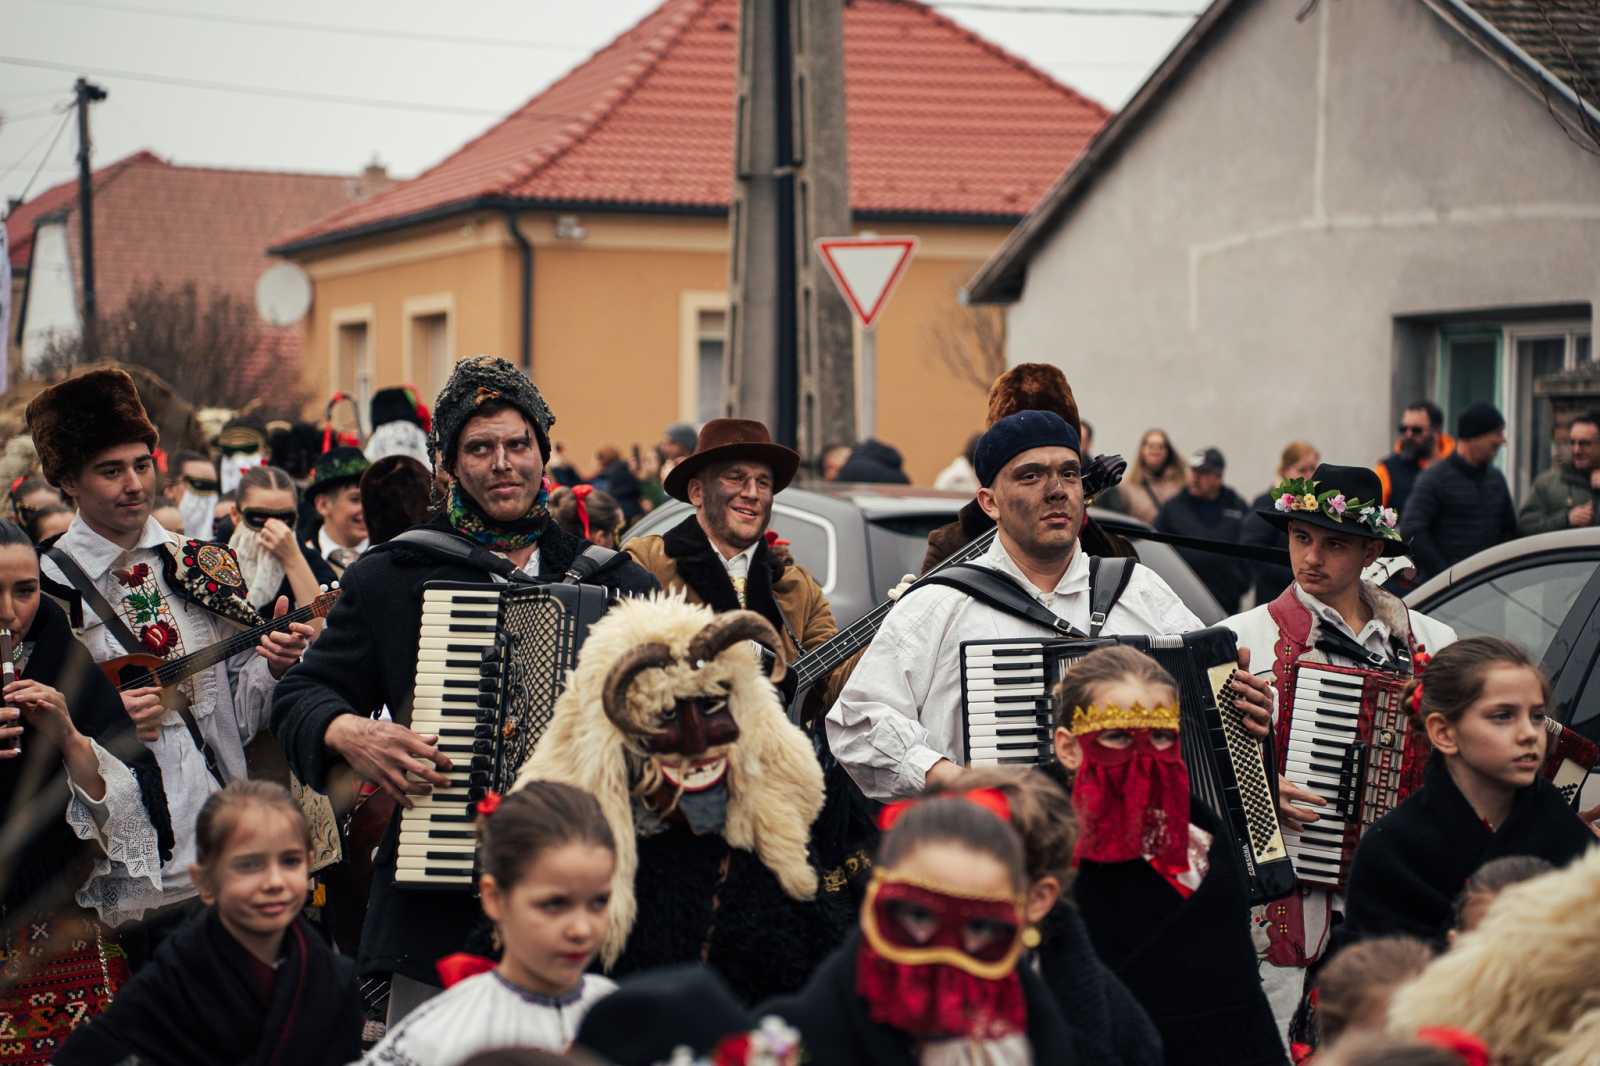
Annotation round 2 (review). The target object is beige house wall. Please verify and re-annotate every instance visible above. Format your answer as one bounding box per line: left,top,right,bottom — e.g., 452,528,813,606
290,211,1013,485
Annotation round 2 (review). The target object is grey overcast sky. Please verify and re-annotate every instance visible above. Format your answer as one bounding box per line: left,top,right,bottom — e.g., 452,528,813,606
0,0,1196,208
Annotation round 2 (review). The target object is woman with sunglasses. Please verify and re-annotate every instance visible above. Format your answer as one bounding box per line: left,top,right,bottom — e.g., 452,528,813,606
228,466,326,612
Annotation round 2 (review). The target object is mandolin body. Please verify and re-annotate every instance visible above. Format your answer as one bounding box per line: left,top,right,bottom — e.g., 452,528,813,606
102,653,171,692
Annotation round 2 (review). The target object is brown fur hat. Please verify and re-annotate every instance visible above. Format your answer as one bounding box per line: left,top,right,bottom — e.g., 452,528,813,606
26,368,159,487
986,363,1080,432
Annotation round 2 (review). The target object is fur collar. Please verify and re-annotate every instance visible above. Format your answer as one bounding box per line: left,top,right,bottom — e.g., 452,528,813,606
661,514,788,636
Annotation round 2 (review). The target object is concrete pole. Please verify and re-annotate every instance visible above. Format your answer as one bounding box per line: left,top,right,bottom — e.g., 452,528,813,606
74,77,108,362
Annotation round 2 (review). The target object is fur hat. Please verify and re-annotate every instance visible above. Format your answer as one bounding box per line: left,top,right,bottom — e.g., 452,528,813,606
986,363,1080,433
1387,846,1600,1065
513,594,824,968
429,355,554,470
26,368,159,487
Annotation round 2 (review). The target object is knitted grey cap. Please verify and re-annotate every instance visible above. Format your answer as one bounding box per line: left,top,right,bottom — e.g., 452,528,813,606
429,355,555,468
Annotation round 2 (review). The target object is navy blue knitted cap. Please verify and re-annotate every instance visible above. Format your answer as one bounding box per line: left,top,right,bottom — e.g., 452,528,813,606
974,410,1082,487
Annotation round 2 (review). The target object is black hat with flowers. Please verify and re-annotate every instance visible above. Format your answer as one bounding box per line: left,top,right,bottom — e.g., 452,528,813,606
1257,463,1407,556
308,445,370,501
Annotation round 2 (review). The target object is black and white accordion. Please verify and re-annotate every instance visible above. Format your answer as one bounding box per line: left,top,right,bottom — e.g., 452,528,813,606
396,580,609,888
958,627,1298,904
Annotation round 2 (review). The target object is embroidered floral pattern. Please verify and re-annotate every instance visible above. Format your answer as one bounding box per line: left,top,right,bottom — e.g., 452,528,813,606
111,565,185,661
138,621,178,655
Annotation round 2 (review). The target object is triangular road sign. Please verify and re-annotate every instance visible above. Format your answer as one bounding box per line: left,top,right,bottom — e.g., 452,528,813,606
815,236,918,330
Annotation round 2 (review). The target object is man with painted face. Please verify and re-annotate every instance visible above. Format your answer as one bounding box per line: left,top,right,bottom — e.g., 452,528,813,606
828,410,1276,802
514,596,845,1005
1222,462,1455,1041
272,355,658,1024
624,418,846,719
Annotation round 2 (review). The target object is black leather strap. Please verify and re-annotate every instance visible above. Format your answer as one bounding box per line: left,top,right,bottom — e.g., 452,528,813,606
1087,556,1135,638
562,544,618,585
381,529,538,584
919,564,1087,638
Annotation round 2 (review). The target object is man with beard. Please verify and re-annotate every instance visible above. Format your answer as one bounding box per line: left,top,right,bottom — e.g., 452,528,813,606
271,355,658,1025
828,411,1275,801
624,419,846,720
26,368,313,962
1375,400,1454,514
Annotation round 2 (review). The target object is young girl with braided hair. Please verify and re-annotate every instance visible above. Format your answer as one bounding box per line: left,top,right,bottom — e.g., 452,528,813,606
359,781,618,1063
1340,636,1594,948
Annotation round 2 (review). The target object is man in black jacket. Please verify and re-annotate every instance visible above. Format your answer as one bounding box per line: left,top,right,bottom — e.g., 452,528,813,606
1399,403,1517,581
1153,447,1251,612
271,356,657,1024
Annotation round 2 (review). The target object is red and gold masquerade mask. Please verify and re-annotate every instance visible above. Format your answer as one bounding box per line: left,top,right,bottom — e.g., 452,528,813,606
1069,703,1191,869
857,871,1028,1040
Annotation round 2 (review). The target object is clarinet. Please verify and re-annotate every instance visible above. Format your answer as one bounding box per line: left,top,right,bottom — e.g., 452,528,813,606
1,628,16,752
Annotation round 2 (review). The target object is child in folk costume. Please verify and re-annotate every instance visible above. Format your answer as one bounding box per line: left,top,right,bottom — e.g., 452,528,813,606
55,781,361,1066
763,792,1079,1064
0,520,174,1066
1449,855,1551,939
1313,937,1434,1049
929,767,1163,1066
1221,462,1456,1031
1052,645,1284,1066
361,782,618,1063
1339,638,1594,947
513,596,847,1005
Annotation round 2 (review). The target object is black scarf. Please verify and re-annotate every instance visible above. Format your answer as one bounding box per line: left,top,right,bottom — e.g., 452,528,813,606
661,515,790,641
1,596,173,921
54,909,361,1066
1341,752,1594,947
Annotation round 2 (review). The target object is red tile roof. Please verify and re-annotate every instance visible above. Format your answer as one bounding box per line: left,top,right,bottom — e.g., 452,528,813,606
277,0,1109,250
7,151,365,379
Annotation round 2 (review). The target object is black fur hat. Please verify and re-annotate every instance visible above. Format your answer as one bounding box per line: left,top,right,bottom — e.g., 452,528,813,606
428,355,554,471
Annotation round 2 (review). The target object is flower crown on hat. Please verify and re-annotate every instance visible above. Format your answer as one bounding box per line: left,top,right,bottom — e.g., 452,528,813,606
1070,703,1181,735
1270,476,1401,542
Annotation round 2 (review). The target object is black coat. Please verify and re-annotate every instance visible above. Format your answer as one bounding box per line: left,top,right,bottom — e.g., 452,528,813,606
2,596,173,922
1340,752,1593,948
1154,487,1252,613
1036,903,1165,1066
1398,453,1518,580
762,929,1080,1065
270,515,658,982
54,909,361,1066
1241,490,1293,607
616,824,851,1005
1073,803,1286,1066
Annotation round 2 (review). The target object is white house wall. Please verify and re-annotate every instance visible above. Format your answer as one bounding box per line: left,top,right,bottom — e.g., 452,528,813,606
20,220,79,374
1005,0,1600,490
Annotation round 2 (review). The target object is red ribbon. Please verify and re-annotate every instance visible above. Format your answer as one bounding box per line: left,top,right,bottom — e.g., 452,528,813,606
1409,681,1425,716
435,952,497,989
476,790,502,817
572,484,594,539
1415,1027,1490,1066
879,787,1012,832
764,529,790,549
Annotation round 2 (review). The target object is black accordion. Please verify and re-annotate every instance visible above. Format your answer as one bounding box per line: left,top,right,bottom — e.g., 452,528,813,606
396,580,608,888
958,626,1297,904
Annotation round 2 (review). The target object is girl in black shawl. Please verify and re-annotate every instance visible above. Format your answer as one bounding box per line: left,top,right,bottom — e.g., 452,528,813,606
1341,637,1595,948
55,781,361,1066
1,518,175,1065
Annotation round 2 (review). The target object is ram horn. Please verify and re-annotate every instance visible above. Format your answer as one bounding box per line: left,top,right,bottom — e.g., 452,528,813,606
601,642,677,733
687,610,786,684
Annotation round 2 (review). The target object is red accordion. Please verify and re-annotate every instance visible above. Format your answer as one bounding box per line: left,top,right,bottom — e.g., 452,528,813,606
1275,661,1599,893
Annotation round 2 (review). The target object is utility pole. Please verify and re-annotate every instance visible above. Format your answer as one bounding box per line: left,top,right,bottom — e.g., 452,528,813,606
726,0,854,461
74,77,108,361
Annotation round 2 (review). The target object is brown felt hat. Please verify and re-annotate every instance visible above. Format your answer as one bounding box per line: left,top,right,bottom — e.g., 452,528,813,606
25,368,159,487
662,419,800,502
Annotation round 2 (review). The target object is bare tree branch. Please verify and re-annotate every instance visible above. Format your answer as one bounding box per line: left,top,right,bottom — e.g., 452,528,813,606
925,274,1007,396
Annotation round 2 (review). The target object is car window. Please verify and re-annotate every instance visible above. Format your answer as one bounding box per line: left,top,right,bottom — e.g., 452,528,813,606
768,506,835,591
865,514,955,591
1425,558,1599,662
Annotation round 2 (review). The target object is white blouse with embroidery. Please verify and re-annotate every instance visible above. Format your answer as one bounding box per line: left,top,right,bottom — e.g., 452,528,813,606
43,515,278,927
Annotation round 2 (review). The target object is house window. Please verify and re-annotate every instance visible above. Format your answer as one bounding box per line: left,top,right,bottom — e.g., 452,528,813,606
334,318,372,429
696,308,727,424
412,311,450,397
1437,321,1592,499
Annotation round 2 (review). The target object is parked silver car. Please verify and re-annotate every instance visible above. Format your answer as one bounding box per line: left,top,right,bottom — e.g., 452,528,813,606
622,483,1225,627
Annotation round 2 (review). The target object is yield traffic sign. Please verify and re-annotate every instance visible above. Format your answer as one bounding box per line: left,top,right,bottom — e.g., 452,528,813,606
815,236,918,330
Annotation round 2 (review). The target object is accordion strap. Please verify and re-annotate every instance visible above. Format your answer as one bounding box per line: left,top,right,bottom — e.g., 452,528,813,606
919,564,1086,638
380,529,538,584
1087,557,1134,638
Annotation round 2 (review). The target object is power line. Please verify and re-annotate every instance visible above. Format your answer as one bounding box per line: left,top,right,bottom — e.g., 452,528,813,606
0,55,589,122
43,0,591,54
930,2,1198,15
6,107,73,203
0,101,72,123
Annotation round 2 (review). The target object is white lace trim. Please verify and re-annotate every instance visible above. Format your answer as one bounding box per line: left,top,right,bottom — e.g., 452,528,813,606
67,737,166,927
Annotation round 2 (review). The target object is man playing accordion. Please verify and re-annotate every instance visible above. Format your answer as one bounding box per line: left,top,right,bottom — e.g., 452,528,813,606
271,356,657,1027
826,410,1275,802
1221,461,1455,1041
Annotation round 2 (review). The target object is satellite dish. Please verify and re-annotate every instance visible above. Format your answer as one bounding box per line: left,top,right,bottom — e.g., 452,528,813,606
255,262,312,326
